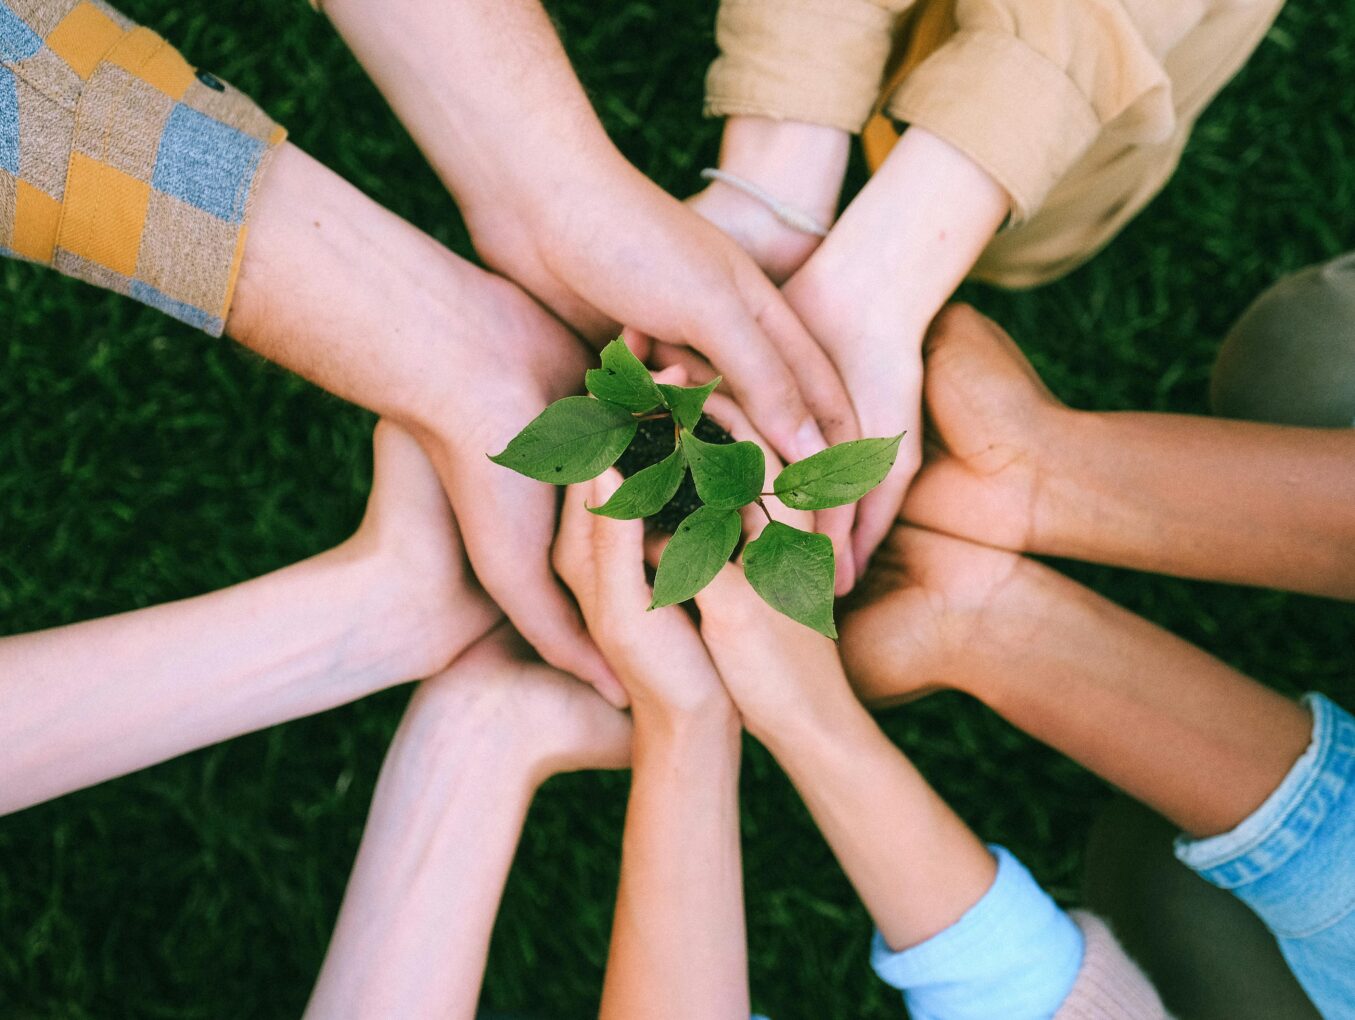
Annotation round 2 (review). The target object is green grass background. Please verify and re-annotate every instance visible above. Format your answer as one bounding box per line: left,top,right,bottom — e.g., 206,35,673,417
2,1,1353,1016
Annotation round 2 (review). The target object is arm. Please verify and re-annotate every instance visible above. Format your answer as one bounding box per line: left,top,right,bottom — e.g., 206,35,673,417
305,627,631,1019
0,423,499,817
840,523,1314,840
318,0,857,477
691,521,1103,1019
903,304,1355,600
602,694,743,1019
553,474,749,1020
227,142,624,701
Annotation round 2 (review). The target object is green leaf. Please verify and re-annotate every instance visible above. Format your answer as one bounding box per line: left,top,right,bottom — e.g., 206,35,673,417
680,428,764,510
743,521,838,638
650,506,742,609
585,337,664,412
588,446,686,519
773,434,904,511
658,377,721,431
489,396,637,483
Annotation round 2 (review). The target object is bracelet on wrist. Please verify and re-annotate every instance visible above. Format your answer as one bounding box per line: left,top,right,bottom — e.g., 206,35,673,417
700,168,830,238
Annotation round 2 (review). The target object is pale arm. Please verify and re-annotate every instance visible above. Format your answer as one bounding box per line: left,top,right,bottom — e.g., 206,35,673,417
766,682,995,950
600,708,747,1020
0,424,498,817
305,629,632,1019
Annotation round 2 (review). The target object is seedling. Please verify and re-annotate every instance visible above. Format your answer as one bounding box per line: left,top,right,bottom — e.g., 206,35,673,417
490,339,902,638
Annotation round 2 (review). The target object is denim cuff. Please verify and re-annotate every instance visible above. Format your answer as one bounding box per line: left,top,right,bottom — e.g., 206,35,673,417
871,845,1084,1020
1176,693,1355,938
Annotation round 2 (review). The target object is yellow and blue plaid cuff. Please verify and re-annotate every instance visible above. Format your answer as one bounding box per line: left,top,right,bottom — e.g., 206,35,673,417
1,0,286,335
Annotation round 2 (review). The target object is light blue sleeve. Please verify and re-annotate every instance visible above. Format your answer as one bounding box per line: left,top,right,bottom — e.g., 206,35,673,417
870,845,1084,1020
1176,692,1355,1018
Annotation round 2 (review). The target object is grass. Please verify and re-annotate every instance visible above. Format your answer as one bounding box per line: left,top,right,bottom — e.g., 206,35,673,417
1,1,1353,1016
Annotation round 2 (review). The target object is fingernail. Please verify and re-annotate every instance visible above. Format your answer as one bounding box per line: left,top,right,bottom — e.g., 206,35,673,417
795,420,828,461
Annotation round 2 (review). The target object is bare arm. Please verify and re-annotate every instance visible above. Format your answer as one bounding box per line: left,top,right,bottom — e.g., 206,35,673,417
305,629,631,1019
601,708,745,1020
0,424,498,817
228,142,624,700
841,525,1315,839
903,304,1355,600
317,0,861,511
554,475,750,1020
694,558,994,951
1035,410,1355,599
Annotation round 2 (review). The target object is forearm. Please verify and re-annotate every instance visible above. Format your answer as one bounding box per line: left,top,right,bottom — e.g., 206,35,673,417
306,681,540,1019
227,143,499,431
322,0,621,220
1033,408,1355,599
600,708,747,1020
795,128,1007,349
967,557,1313,838
760,688,995,951
0,542,459,816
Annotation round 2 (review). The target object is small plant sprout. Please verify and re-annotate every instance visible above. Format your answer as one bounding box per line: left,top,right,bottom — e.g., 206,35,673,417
490,339,902,638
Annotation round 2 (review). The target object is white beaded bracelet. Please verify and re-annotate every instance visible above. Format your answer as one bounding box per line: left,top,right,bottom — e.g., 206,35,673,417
700,168,830,238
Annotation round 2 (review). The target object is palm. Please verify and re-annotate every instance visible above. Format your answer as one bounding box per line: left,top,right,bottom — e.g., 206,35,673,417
839,525,1027,707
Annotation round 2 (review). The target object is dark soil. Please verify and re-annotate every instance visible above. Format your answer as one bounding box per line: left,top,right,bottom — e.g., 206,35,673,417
615,414,735,532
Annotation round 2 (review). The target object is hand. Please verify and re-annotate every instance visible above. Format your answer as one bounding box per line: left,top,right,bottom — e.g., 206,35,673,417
654,435,848,741
902,304,1067,552
685,116,851,284
344,420,503,682
780,258,926,583
838,524,1038,708
414,623,633,787
777,129,1009,576
552,471,732,723
408,274,629,708
465,159,859,473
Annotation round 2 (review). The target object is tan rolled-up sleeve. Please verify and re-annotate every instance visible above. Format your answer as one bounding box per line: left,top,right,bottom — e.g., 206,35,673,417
705,0,913,134
886,0,1186,223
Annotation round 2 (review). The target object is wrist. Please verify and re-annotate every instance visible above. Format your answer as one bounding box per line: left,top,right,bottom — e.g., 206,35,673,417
744,675,864,762
717,116,850,224
1024,406,1106,558
632,693,740,747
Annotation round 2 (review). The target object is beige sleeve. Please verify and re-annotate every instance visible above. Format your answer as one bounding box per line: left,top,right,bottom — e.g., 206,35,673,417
705,0,914,134
886,0,1205,223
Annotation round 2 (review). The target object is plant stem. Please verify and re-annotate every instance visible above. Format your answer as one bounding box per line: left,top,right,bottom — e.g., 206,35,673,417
635,411,672,421
754,498,773,524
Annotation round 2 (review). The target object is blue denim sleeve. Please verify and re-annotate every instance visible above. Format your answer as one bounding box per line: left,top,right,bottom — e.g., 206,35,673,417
1176,693,1355,1018
870,845,1084,1020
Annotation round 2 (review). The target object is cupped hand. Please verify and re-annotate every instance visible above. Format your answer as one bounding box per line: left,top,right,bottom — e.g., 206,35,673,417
415,622,633,786
838,524,1034,708
409,275,629,708
902,304,1066,552
552,471,730,722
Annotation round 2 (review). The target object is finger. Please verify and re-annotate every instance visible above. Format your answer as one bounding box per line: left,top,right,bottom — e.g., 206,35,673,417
584,471,652,609
754,289,859,448
691,294,830,465
477,550,629,709
554,480,597,598
850,433,921,575
818,502,857,595
619,324,655,365
650,364,689,387
650,343,717,382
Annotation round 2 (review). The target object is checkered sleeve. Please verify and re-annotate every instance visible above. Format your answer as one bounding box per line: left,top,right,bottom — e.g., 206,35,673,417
1,0,286,335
